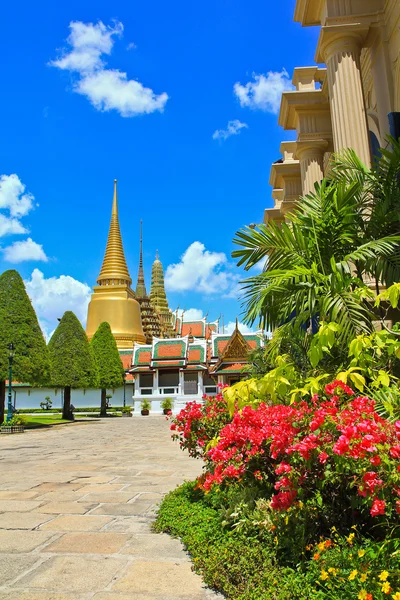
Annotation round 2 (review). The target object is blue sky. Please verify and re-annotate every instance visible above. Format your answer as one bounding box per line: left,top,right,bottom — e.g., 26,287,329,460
0,0,319,337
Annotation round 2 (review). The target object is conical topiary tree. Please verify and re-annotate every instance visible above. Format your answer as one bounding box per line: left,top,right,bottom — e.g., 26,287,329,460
90,322,125,417
0,270,50,423
48,311,97,420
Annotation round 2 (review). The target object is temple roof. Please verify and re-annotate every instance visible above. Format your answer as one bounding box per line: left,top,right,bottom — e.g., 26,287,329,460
97,180,132,286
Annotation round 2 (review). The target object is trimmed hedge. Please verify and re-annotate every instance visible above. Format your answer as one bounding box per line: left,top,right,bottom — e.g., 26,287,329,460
17,406,130,414
154,482,316,600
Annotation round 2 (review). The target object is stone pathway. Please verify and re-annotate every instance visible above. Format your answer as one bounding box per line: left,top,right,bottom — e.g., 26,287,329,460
0,417,223,600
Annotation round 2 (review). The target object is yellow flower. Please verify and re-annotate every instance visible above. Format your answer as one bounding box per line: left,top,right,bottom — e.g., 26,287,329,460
391,593,400,600
358,591,368,600
318,542,326,551
382,581,391,594
358,549,366,557
380,571,390,582
346,533,355,544
360,573,368,583
328,568,338,576
349,570,358,581
320,570,329,581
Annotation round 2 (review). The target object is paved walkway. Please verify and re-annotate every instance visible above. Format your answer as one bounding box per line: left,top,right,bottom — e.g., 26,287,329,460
0,418,222,600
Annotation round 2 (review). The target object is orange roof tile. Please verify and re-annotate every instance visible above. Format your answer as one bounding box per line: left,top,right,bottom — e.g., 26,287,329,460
120,354,133,369
188,348,202,362
157,344,183,358
181,322,205,337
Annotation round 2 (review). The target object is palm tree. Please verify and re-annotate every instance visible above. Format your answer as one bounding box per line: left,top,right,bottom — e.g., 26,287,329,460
232,139,400,346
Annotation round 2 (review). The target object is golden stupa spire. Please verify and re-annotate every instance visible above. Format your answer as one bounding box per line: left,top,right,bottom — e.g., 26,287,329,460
97,180,131,286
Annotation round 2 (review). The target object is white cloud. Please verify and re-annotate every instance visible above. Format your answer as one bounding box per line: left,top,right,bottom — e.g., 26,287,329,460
50,20,168,117
0,174,35,218
212,119,248,141
224,321,254,335
0,214,27,237
2,238,48,263
174,308,204,320
25,269,92,340
234,69,293,114
165,242,240,295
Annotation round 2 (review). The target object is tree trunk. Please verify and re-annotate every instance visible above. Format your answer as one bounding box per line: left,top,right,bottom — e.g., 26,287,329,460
0,380,5,424
100,388,107,417
63,386,72,420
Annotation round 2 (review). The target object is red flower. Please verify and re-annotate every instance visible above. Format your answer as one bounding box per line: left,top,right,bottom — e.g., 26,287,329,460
369,455,381,466
370,498,386,517
389,445,400,459
319,451,329,464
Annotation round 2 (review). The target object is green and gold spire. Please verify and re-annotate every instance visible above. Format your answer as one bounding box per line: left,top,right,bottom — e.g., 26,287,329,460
150,251,174,337
135,222,162,343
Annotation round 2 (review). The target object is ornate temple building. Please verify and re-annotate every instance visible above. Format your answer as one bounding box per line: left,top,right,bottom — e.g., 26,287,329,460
130,320,263,414
265,0,400,224
84,179,263,413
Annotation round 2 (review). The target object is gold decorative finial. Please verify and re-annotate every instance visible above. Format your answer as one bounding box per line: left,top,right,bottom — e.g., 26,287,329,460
97,180,131,285
156,249,159,260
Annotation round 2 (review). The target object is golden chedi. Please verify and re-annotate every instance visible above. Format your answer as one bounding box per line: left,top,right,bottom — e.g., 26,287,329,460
86,180,146,348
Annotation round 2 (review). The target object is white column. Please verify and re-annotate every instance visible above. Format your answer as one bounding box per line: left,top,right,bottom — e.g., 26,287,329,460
178,371,184,396
323,33,371,166
198,371,204,397
153,370,159,395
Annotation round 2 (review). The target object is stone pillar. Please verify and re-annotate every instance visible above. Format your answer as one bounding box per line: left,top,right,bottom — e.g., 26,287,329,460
322,33,371,166
178,370,184,395
296,143,326,195
153,370,159,395
198,371,204,396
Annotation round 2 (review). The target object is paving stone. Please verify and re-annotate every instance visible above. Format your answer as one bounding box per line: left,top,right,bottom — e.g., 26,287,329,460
0,554,43,586
0,593,85,600
76,484,126,494
0,500,43,512
39,502,97,514
0,530,56,553
90,502,155,517
31,482,85,493
40,515,113,532
112,561,206,594
0,512,56,530
17,555,127,592
103,518,153,533
0,491,40,500
77,492,135,504
43,532,130,554
122,533,188,560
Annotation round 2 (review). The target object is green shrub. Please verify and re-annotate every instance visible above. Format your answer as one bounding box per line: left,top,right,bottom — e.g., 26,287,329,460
154,482,317,600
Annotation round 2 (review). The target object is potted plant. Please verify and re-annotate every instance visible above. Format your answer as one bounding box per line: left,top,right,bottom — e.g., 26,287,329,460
140,398,151,416
161,397,174,415
121,406,132,417
40,396,52,410
1,414,27,434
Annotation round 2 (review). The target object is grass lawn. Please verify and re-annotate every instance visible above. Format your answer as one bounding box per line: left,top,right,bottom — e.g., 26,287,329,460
24,415,72,428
